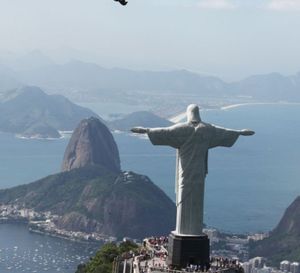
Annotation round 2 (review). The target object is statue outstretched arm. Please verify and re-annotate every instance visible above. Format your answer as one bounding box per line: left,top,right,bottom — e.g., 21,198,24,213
131,124,192,148
238,129,255,136
131,127,149,134
114,0,128,6
209,125,255,148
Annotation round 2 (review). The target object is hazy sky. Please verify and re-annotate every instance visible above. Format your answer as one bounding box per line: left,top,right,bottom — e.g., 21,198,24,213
0,0,300,80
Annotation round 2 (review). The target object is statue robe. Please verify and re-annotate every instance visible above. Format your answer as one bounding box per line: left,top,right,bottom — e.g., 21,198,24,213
147,121,240,236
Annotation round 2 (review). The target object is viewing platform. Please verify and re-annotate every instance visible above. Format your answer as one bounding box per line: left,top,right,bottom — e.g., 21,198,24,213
112,237,244,273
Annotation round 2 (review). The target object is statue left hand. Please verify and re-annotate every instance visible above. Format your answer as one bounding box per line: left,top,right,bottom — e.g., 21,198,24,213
131,127,148,134
239,129,255,136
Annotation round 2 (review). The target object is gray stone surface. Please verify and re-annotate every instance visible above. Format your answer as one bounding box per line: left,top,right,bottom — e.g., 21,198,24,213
131,104,254,236
61,117,121,173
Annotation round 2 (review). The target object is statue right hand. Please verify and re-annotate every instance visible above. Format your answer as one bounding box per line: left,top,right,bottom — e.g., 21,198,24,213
239,129,255,136
131,127,148,134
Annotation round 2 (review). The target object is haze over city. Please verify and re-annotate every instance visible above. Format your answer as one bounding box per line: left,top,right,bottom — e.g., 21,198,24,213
1,0,300,80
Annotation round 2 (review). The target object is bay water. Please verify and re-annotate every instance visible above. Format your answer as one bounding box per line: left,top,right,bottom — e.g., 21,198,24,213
1,103,300,272
0,223,99,273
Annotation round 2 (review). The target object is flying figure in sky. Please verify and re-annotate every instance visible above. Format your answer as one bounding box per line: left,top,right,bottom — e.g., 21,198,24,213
114,0,128,6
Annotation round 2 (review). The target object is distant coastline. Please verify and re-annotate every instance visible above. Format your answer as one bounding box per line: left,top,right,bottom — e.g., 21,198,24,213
28,227,102,245
220,101,300,110
0,204,115,244
14,130,73,140
170,101,300,122
15,134,64,140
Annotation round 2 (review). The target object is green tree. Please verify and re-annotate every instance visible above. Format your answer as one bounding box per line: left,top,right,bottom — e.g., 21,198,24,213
76,241,139,273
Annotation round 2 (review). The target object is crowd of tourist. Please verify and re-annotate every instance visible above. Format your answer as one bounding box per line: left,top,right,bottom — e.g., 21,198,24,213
118,237,244,273
143,236,168,260
141,255,244,273
147,236,168,247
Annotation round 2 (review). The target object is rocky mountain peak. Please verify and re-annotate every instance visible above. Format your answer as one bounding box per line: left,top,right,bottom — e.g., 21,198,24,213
250,196,300,265
61,117,121,173
272,196,300,236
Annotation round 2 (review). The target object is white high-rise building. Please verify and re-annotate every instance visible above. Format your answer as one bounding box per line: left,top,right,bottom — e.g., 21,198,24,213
249,257,266,269
290,262,300,273
280,261,291,272
242,262,252,273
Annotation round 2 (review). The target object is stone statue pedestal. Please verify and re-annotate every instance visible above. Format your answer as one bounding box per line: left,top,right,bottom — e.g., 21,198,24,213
167,232,210,269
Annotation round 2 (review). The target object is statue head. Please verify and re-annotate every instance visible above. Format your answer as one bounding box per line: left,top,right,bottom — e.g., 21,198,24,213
187,104,201,124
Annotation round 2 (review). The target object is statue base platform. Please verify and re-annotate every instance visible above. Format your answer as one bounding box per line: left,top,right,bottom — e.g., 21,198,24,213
167,232,210,269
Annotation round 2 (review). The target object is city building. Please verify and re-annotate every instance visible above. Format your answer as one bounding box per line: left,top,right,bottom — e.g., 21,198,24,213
290,262,300,273
280,261,291,272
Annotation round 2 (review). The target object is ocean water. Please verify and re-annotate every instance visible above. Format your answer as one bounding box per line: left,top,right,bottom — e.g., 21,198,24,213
0,223,99,273
1,103,300,272
0,133,68,189
115,103,300,233
1,104,300,232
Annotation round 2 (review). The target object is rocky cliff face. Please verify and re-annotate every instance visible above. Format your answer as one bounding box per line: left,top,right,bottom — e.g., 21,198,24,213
53,170,176,238
250,196,300,265
272,196,300,236
61,117,121,173
0,117,176,239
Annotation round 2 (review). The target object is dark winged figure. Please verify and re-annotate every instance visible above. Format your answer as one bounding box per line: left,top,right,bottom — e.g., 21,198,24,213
114,0,128,5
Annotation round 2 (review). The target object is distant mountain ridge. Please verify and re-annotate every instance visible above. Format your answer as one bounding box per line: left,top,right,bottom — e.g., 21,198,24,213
10,60,300,101
15,60,226,94
108,111,173,132
2,56,300,116
0,86,99,138
230,72,300,101
0,64,21,91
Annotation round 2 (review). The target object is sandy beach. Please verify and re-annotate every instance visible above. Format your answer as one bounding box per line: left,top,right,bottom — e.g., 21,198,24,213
170,101,300,122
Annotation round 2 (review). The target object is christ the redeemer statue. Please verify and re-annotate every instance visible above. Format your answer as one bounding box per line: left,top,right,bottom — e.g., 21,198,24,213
131,104,254,237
